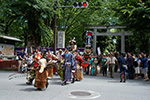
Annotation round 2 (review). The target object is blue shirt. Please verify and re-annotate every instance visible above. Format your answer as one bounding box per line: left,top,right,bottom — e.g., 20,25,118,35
140,57,148,68
19,52,25,60
89,58,94,65
120,56,127,65
127,56,134,67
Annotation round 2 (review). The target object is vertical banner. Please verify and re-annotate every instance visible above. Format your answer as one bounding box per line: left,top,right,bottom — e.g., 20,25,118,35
30,46,33,53
86,31,93,46
57,31,65,48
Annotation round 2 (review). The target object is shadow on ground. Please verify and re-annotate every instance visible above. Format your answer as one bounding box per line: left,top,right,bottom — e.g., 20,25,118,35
51,77,60,80
16,83,33,86
20,88,37,92
20,87,48,92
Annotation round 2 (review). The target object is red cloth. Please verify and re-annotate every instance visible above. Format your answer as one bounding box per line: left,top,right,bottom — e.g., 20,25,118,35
53,67,57,73
0,59,3,62
48,53,58,64
87,31,93,36
34,54,42,68
76,55,86,70
75,55,84,64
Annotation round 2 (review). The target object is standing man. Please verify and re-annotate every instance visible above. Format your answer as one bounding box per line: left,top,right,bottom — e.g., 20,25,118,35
18,49,26,72
57,49,63,76
140,54,149,81
57,49,63,60
101,54,108,76
106,53,118,78
83,45,91,74
62,47,76,85
127,53,134,79
119,53,127,82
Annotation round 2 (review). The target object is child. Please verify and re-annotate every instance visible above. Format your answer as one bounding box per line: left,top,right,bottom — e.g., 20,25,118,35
26,54,33,70
26,54,33,81
58,56,65,84
22,61,28,73
90,58,98,76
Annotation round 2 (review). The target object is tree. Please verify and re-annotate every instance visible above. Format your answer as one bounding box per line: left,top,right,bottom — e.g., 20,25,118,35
0,0,55,49
0,0,121,53
112,0,150,53
57,0,119,50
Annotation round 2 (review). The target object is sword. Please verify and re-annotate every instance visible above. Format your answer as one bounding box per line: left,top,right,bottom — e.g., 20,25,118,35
9,73,27,80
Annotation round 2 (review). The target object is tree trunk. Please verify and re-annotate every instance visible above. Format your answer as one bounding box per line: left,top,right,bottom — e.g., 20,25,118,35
26,10,42,53
26,31,41,53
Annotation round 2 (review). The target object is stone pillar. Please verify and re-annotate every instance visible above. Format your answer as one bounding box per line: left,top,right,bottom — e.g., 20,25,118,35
121,29,125,53
93,29,97,54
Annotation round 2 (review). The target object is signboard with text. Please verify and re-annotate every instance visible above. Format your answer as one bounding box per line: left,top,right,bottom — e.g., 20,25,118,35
57,31,65,48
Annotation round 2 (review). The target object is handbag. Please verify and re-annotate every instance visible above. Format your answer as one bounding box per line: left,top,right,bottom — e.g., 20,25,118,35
122,65,127,69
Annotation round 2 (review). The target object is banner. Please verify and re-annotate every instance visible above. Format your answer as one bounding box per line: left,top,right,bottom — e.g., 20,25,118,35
86,31,93,46
0,44,14,55
57,31,65,48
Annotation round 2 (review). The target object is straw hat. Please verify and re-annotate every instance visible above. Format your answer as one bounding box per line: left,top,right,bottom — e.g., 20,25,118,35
59,49,62,52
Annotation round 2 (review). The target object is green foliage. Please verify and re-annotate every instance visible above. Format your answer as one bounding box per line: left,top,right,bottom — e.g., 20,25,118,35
57,0,118,50
112,0,150,53
2,0,140,53
0,0,55,48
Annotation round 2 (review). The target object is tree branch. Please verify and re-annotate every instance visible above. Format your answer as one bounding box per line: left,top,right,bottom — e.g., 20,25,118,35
64,8,79,30
65,24,81,34
65,9,84,34
4,18,15,34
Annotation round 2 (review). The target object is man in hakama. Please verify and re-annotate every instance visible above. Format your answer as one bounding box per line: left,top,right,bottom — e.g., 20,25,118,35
83,45,91,74
62,47,76,85
74,50,84,81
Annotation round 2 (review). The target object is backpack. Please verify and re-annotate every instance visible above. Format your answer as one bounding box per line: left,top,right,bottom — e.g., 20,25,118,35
133,61,138,68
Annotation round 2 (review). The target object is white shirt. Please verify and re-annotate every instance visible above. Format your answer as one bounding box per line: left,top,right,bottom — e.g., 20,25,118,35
57,53,62,59
107,57,117,64
138,60,141,66
26,56,33,64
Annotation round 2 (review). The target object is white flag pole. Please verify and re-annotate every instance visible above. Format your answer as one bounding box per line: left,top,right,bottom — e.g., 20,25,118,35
97,47,101,56
31,46,33,53
25,47,27,54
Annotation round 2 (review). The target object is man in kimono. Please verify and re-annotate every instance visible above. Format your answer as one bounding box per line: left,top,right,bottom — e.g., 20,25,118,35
26,49,42,85
74,50,84,81
46,50,58,80
83,45,91,74
62,47,76,85
69,37,77,52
